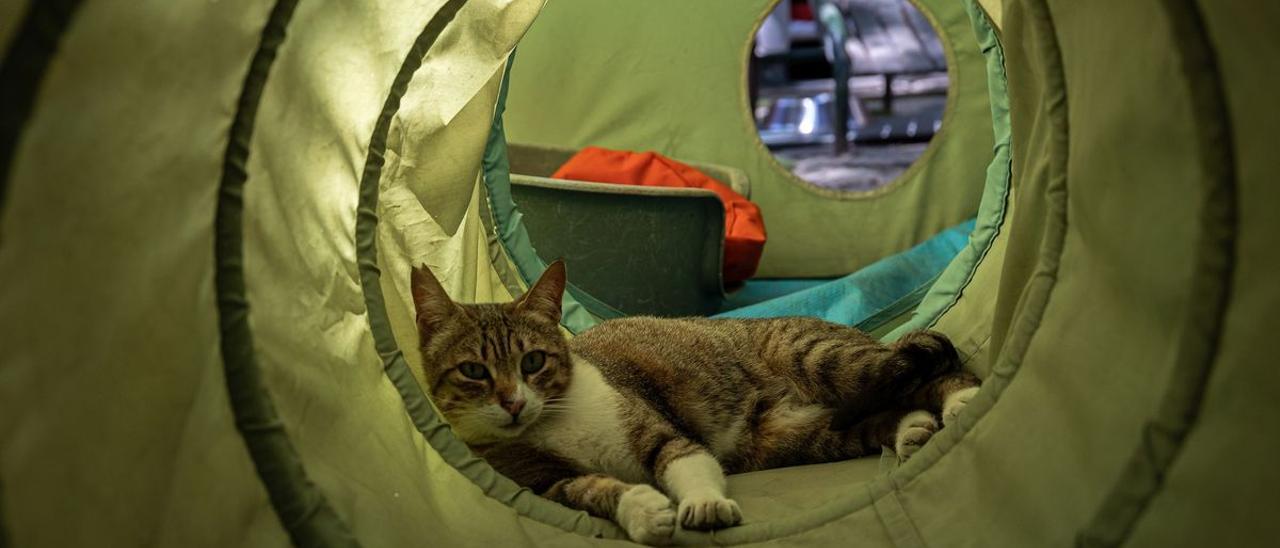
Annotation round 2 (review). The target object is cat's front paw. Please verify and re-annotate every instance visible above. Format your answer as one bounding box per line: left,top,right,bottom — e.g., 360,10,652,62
676,490,742,531
942,386,979,428
895,410,939,461
616,484,677,545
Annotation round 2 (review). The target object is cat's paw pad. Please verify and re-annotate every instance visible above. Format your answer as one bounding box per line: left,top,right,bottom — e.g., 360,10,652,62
894,410,939,461
617,485,676,545
676,490,742,531
942,386,979,428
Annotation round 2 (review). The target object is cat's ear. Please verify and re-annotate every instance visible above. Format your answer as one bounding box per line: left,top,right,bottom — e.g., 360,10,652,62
411,264,459,332
515,260,565,325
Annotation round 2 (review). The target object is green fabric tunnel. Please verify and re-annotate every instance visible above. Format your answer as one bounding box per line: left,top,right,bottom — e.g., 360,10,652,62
1,0,1277,546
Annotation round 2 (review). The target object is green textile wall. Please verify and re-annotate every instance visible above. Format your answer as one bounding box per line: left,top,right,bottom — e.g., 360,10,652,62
2,0,1278,546
0,0,624,546
911,1,1280,545
503,0,995,278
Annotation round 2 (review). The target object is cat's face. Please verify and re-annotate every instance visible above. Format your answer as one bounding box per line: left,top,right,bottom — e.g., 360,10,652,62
410,261,572,445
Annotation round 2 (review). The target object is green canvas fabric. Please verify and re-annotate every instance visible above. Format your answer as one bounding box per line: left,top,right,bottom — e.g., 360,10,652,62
0,1,30,54
503,0,995,278
0,1,294,545
236,0,637,545
217,0,356,544
897,2,1279,547
0,0,1004,544
1,0,627,546
4,0,1279,546
364,56,627,542
479,58,614,332
1102,1,1280,544
1074,1,1236,543
0,0,80,220
977,0,1002,28
887,0,1014,380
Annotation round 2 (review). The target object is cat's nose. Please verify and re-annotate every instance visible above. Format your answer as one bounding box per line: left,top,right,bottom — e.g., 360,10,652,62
501,399,526,419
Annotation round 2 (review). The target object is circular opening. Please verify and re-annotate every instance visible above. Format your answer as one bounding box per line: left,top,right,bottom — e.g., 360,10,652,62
750,0,949,193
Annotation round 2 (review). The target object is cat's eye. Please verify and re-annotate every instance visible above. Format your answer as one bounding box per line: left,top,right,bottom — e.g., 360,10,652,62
520,351,547,375
456,362,489,380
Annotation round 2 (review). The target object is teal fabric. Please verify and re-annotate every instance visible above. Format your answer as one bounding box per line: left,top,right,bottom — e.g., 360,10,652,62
720,278,835,312
884,0,1014,343
715,220,975,325
481,54,614,333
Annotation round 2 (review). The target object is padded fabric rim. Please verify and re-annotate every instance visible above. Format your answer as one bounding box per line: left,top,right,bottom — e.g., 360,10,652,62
885,0,1014,344
212,1,358,546
680,3,1020,544
1076,0,1237,544
352,9,623,544
979,0,1068,400
0,0,1016,544
364,0,1017,544
363,1,1020,540
478,57,622,332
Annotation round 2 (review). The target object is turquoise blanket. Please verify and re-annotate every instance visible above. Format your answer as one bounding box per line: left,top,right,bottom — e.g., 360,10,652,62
716,219,975,329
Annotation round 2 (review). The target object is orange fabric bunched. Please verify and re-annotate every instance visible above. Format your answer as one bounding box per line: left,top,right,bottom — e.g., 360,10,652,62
552,146,767,285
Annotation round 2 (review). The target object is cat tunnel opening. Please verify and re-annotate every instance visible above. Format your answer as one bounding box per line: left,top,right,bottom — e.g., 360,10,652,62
0,0,1264,546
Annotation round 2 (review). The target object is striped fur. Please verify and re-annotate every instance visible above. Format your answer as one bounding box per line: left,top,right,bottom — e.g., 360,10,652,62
411,261,979,543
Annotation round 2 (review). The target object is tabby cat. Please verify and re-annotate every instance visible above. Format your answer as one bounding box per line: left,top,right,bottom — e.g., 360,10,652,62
411,261,979,545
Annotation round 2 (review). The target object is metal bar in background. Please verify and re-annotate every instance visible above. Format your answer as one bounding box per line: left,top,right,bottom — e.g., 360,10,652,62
817,0,851,155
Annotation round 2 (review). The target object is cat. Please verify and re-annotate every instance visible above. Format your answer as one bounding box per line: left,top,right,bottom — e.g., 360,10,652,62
410,260,980,545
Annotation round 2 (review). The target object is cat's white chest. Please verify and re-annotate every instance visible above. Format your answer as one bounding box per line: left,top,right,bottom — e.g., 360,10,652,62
534,358,649,484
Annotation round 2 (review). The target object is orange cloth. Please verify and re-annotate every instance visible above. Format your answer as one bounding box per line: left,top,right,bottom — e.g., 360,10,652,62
552,147,767,285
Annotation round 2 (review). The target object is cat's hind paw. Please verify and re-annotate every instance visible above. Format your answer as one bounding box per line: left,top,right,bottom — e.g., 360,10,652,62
895,330,963,377
894,410,939,461
617,485,677,545
677,490,742,531
942,386,979,428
